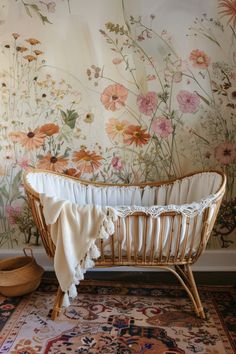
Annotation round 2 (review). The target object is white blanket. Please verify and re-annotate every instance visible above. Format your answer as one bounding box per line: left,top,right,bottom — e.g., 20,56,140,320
40,194,116,306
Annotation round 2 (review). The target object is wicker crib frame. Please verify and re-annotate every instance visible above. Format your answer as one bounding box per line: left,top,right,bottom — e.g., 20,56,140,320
23,169,226,320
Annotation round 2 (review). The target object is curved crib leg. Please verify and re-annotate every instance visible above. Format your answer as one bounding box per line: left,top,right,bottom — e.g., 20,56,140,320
174,264,205,319
184,264,205,319
51,286,64,320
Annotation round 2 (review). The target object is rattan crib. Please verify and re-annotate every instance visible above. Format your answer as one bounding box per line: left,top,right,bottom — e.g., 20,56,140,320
23,169,226,320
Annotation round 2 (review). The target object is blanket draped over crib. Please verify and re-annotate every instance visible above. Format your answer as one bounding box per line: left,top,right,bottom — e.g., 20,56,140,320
25,170,226,307
39,194,116,306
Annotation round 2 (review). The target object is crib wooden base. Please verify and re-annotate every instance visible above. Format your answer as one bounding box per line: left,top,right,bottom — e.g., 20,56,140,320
50,265,205,320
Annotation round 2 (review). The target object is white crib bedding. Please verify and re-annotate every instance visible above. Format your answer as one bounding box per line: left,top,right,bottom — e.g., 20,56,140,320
27,171,222,207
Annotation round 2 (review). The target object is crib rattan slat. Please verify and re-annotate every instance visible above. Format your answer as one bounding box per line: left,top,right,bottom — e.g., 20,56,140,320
117,218,122,263
187,214,198,261
149,218,157,263
158,216,165,263
180,217,191,261
142,216,148,263
133,216,139,263
110,230,114,263
193,208,210,262
173,214,182,263
165,216,174,263
200,204,221,254
126,216,131,262
39,202,55,257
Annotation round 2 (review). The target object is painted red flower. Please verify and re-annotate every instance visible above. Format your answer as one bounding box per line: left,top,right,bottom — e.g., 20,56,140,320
124,125,150,146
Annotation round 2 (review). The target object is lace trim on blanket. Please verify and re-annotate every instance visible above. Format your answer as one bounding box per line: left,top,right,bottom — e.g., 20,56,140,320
112,194,219,218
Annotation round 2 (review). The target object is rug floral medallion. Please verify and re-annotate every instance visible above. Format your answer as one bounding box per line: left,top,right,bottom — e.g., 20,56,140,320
0,282,235,353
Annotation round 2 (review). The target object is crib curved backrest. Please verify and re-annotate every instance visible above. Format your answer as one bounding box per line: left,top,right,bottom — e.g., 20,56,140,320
23,169,226,266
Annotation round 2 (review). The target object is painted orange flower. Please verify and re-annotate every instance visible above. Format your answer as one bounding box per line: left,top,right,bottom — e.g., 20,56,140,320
16,46,28,53
39,123,59,136
9,131,23,143
37,153,68,172
33,50,43,56
219,0,236,27
73,150,103,173
189,49,210,69
105,118,129,140
64,168,82,178
12,33,20,40
101,84,128,111
24,55,36,62
25,38,41,45
9,129,45,150
124,125,150,146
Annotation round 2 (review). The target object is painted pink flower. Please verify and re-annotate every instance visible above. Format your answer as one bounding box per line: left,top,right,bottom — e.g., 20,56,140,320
137,91,158,116
151,117,173,138
111,156,123,171
147,74,156,81
6,205,21,225
189,49,211,69
17,156,30,169
215,142,236,165
177,90,200,113
112,57,123,65
101,84,128,111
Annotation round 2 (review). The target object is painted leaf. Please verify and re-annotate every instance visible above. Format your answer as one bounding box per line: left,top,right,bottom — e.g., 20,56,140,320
10,170,22,203
0,185,9,200
29,4,52,25
61,109,79,129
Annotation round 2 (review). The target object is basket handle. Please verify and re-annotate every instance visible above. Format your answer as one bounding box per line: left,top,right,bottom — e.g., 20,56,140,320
23,247,34,258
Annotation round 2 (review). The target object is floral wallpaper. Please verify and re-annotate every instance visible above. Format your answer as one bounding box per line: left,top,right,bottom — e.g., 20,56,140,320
0,0,235,250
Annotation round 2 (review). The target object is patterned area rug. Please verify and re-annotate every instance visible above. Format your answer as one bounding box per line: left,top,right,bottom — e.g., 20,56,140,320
0,280,235,353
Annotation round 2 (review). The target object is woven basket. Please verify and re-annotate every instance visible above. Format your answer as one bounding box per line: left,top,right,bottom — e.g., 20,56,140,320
0,248,44,297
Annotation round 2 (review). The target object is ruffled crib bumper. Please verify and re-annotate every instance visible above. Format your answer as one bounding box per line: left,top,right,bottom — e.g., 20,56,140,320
23,169,226,320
